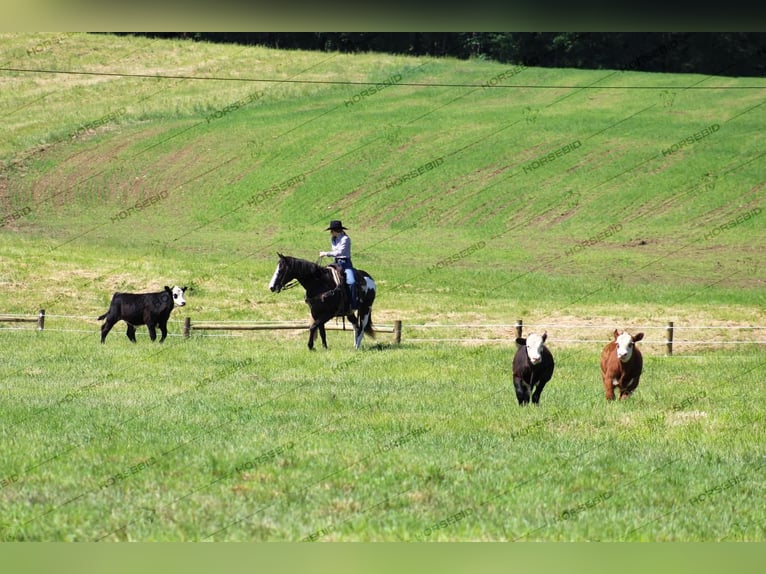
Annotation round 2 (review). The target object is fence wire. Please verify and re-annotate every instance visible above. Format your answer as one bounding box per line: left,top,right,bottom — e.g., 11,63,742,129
1,314,765,348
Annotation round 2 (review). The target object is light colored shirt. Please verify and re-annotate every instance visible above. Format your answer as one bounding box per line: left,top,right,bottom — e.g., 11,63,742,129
327,233,352,261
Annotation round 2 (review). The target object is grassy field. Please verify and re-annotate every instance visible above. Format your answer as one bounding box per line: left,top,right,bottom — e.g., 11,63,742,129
1,330,764,541
1,33,765,541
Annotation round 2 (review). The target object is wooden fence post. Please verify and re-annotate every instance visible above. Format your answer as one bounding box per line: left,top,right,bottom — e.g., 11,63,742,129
666,321,674,356
183,317,191,338
515,319,523,340
393,320,402,345
37,309,45,331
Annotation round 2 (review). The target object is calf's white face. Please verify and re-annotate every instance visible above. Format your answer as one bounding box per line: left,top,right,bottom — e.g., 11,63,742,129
171,285,186,307
615,332,643,362
522,332,547,365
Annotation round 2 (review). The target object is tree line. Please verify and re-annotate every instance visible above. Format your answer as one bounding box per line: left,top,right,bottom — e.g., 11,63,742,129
116,32,766,77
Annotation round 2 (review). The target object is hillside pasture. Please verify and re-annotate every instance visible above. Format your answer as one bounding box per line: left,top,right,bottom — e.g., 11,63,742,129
1,33,765,541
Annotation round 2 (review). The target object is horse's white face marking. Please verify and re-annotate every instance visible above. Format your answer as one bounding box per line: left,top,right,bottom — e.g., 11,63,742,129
615,332,636,362
269,261,283,292
525,333,546,365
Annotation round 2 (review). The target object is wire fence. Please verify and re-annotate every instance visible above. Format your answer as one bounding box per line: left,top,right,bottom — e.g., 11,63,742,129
1,312,765,352
402,321,766,352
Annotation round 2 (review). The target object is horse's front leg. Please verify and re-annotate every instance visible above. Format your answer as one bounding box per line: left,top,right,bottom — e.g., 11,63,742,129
308,322,319,350
319,322,328,349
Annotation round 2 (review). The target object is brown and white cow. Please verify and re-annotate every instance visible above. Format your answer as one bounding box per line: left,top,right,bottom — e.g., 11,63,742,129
600,329,644,400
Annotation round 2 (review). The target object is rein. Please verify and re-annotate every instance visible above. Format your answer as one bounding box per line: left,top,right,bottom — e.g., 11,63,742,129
276,256,326,293
276,257,346,310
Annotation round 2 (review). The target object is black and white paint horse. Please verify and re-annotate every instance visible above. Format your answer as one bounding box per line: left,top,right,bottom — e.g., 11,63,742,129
269,253,376,350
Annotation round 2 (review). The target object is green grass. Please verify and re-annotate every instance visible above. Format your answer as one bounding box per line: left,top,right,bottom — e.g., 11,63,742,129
1,331,763,541
1,33,765,541
1,33,763,325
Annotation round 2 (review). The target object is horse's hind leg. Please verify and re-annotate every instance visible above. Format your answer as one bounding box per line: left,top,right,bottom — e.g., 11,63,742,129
346,313,359,349
354,310,370,349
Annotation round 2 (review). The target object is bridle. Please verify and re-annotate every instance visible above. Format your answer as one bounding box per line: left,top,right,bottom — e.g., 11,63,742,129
273,260,299,293
273,256,336,294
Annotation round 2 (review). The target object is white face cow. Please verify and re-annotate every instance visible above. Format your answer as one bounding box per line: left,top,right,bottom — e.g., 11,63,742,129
516,331,547,365
615,331,643,362
171,285,187,307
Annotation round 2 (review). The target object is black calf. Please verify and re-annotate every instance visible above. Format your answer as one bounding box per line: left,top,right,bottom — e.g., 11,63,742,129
98,285,186,343
512,333,555,405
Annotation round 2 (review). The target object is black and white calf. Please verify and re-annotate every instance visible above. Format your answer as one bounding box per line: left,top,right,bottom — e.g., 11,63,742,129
98,285,187,343
512,332,555,405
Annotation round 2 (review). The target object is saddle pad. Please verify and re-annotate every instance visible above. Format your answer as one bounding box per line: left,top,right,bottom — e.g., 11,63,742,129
328,265,343,288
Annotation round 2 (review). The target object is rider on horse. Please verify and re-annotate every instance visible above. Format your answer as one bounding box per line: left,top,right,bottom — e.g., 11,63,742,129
319,220,358,311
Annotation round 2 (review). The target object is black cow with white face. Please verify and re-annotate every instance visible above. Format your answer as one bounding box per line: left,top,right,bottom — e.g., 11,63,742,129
98,285,186,343
512,331,555,405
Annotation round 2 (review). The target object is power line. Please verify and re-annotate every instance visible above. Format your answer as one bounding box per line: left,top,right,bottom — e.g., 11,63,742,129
1,66,765,90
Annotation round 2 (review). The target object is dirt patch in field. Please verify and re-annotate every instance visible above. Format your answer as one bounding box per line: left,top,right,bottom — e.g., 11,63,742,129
10,124,176,209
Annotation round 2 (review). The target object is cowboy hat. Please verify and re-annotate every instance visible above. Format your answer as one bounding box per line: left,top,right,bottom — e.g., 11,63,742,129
325,220,348,231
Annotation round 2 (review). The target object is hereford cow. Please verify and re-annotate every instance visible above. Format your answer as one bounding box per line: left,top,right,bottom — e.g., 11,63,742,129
600,329,644,400
98,285,187,343
512,331,555,405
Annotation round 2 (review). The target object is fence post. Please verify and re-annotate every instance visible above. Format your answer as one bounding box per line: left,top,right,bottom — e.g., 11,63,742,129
666,321,674,356
393,320,402,345
37,309,45,331
515,319,523,340
183,317,191,338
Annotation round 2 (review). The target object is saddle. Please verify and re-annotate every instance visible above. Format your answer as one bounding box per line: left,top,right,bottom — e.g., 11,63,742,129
325,263,354,313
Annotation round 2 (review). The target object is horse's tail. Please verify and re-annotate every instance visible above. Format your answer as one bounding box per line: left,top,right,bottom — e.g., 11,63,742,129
364,310,376,338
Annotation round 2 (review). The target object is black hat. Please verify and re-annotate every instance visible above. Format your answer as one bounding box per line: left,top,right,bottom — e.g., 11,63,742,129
325,220,348,231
